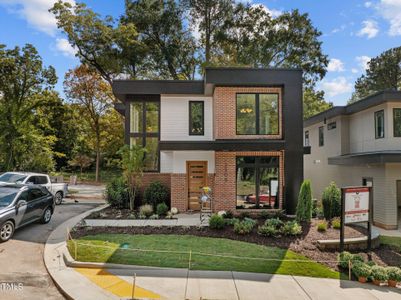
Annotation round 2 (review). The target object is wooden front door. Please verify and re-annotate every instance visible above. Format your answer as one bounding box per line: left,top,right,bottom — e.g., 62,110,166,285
187,161,208,211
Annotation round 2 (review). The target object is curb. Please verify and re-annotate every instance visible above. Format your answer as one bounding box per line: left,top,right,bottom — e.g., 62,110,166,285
43,203,114,300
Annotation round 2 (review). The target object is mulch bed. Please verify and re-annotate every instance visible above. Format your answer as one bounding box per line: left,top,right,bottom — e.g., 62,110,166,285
86,206,175,220
71,219,400,271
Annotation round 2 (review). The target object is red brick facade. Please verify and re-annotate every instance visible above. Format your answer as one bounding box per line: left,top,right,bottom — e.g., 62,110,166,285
214,87,282,140
213,151,284,212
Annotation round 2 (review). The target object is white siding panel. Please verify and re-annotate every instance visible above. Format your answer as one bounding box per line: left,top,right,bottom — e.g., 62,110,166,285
160,95,213,141
172,151,215,173
160,151,173,173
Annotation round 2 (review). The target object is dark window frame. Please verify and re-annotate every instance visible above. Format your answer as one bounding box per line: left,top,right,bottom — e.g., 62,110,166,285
375,110,385,139
236,93,280,136
327,122,336,130
189,101,205,136
129,99,160,172
304,130,310,146
318,126,324,147
236,156,280,209
393,108,401,137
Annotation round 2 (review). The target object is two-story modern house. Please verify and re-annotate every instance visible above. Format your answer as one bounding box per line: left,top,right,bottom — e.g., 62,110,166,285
304,91,401,229
113,67,303,215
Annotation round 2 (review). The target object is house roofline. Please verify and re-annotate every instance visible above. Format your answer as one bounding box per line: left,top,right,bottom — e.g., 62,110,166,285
304,90,401,127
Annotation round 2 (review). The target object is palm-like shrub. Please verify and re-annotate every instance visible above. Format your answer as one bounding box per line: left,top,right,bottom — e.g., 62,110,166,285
296,180,312,222
322,182,341,220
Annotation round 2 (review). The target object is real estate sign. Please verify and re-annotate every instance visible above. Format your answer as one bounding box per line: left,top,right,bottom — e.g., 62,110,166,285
344,187,370,223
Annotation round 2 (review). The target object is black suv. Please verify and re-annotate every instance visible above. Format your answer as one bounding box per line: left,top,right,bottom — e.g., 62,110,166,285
0,184,55,242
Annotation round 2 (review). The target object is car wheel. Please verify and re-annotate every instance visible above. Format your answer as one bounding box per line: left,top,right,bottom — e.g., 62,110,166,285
0,221,15,242
55,192,63,205
41,207,53,224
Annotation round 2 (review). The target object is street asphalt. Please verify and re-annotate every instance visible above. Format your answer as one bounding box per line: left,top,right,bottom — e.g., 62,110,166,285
0,200,101,300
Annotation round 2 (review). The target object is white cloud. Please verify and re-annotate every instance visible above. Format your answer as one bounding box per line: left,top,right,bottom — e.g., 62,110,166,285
377,0,401,36
351,68,359,74
357,20,379,38
327,58,345,72
356,55,371,71
0,0,75,36
364,1,373,8
252,3,282,18
320,77,353,97
55,38,76,57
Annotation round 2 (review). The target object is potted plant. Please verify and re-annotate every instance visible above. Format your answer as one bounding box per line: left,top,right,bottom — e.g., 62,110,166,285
371,265,388,286
352,262,371,283
386,267,401,287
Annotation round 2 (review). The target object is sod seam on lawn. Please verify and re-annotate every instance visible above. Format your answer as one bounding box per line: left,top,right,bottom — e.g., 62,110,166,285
68,234,342,279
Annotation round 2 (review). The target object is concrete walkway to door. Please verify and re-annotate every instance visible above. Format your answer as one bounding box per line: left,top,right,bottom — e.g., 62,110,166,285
84,213,206,227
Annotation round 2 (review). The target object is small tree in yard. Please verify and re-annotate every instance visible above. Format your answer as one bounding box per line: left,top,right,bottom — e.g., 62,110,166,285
68,154,93,176
296,180,312,222
322,181,341,220
118,145,146,210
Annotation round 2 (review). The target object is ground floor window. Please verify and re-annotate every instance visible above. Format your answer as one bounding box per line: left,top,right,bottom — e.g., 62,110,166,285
236,156,279,209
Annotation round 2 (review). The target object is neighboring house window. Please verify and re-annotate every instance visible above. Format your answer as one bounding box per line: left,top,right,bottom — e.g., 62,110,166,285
130,101,159,171
236,93,279,135
393,108,401,137
304,131,310,146
236,156,279,209
327,122,336,130
318,126,324,147
375,110,385,139
189,101,204,135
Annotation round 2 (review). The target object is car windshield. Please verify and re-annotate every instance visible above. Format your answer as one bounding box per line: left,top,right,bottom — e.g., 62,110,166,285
0,173,27,183
0,188,19,207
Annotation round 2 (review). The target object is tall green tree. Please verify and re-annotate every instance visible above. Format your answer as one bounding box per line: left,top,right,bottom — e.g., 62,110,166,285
349,46,401,103
303,88,333,119
0,44,57,171
122,0,198,80
64,65,114,182
186,0,234,64
296,180,312,222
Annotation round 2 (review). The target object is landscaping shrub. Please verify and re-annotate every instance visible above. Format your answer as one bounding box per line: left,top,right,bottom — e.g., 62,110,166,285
105,177,129,208
143,181,170,208
352,261,371,279
386,267,401,282
149,214,159,219
331,217,341,229
156,202,169,216
264,218,284,228
338,251,354,269
139,204,153,218
351,254,364,265
281,221,302,236
224,218,240,226
296,180,312,222
239,211,251,219
234,218,256,235
258,224,278,236
209,214,225,229
223,210,233,219
317,220,327,232
366,261,376,267
371,265,388,282
322,182,341,220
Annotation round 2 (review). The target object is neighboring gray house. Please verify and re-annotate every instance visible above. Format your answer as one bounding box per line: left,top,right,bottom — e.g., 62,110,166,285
304,91,401,229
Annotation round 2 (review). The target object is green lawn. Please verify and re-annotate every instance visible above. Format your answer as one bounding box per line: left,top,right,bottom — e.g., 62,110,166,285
380,236,401,252
68,234,341,279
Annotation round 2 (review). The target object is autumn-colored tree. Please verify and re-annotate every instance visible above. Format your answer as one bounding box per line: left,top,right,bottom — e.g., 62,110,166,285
64,65,113,182
68,154,93,176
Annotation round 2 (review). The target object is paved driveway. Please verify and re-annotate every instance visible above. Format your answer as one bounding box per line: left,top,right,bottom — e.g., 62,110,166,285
0,202,100,300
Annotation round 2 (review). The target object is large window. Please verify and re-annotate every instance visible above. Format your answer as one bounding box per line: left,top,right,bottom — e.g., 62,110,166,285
375,110,384,139
130,100,159,171
393,108,401,137
318,126,324,147
236,156,279,209
189,101,204,135
236,93,279,135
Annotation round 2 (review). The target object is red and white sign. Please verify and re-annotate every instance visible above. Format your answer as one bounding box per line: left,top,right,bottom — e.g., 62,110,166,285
344,187,369,224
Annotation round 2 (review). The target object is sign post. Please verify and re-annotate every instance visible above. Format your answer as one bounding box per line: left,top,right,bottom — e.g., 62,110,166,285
340,186,372,252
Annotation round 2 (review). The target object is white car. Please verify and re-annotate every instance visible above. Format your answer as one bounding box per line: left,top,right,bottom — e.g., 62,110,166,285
0,172,68,205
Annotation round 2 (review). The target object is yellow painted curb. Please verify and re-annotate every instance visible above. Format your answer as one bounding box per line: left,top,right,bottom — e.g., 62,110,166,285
75,268,161,299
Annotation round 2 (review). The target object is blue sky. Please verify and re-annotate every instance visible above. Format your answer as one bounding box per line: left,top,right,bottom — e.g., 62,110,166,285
0,0,400,106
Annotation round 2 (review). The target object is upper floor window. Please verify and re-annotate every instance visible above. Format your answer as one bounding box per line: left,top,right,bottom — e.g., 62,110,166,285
393,108,401,137
375,110,384,139
236,93,279,135
327,122,336,130
318,126,324,147
130,101,159,171
189,101,204,135
304,131,310,146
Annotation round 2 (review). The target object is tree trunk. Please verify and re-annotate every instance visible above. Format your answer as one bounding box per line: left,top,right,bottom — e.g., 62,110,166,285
95,129,100,183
